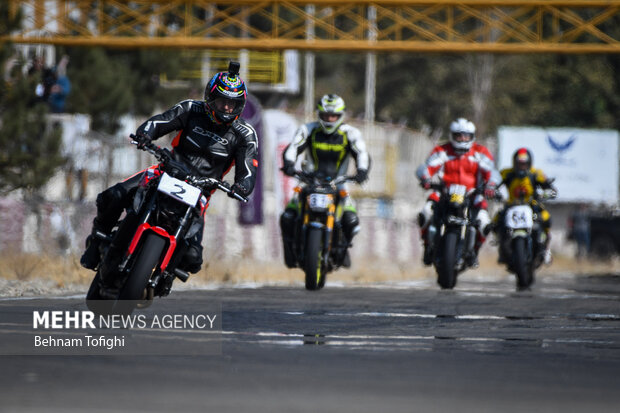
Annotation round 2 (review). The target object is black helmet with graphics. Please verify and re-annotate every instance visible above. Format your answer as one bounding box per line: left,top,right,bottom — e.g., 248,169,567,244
513,147,533,178
204,61,247,125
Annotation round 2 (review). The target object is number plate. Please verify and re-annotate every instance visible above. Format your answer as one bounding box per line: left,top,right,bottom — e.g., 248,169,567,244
448,184,467,204
505,205,533,230
157,173,201,207
308,193,332,210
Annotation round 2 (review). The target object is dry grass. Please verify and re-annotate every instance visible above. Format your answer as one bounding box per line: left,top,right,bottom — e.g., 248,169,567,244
0,255,616,299
0,250,617,292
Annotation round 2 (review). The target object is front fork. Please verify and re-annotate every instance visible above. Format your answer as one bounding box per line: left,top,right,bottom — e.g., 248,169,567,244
119,200,194,288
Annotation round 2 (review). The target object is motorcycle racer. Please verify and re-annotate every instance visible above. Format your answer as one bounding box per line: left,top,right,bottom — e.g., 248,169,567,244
80,62,258,283
493,147,557,264
416,117,499,267
279,94,371,267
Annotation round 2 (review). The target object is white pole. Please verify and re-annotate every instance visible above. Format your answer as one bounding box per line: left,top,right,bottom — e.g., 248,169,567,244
304,5,316,122
365,6,377,127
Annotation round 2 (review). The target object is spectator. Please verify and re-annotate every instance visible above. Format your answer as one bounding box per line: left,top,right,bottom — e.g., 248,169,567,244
571,203,591,260
48,55,71,113
29,55,71,112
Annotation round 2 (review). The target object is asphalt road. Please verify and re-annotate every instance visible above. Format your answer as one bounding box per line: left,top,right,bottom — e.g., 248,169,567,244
1,272,620,413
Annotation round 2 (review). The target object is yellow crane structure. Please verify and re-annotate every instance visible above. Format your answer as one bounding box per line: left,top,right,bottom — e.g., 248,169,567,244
3,0,620,54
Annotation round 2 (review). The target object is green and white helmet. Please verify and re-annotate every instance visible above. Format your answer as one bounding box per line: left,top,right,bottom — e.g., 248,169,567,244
317,94,346,134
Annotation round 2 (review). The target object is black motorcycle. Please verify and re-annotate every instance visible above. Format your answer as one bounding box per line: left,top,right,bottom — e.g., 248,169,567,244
86,136,247,314
426,183,484,289
284,171,357,290
493,186,556,290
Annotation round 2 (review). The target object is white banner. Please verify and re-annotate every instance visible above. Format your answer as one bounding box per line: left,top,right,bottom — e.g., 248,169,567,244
498,127,619,204
262,110,299,212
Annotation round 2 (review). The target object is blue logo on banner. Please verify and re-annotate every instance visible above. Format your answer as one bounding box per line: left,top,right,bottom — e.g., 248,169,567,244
546,133,577,166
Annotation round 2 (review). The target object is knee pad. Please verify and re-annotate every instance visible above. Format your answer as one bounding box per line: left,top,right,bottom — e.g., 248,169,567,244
541,210,552,229
476,209,491,235
342,211,360,240
96,184,127,210
280,208,297,239
95,184,129,231
418,201,435,228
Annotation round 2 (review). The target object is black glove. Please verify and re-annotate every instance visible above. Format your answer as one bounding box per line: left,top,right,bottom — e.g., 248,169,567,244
281,161,296,177
419,178,431,190
134,132,151,150
228,182,249,199
355,169,368,184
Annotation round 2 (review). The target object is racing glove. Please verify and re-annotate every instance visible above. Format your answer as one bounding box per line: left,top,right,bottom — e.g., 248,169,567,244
484,186,497,200
355,169,369,184
419,178,431,190
281,161,296,177
229,182,249,199
134,132,152,150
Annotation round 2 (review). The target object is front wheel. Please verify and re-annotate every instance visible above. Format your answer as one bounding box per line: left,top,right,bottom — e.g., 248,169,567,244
437,231,458,289
513,237,534,289
304,226,325,291
116,233,167,312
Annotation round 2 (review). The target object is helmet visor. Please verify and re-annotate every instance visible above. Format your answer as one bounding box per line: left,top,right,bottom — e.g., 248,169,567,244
319,112,342,123
452,132,474,142
208,96,244,115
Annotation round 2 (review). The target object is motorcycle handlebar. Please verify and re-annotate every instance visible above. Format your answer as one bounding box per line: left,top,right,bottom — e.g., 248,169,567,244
292,171,357,186
130,134,248,203
191,177,249,203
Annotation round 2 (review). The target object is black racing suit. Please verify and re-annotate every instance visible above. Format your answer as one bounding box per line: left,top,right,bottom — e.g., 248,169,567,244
88,99,258,273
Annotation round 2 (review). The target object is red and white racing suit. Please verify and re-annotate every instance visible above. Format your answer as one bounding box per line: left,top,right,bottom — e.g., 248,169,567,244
417,142,499,250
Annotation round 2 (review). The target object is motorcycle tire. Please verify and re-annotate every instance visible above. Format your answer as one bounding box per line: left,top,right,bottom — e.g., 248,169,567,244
437,231,458,289
304,226,324,291
116,233,167,312
513,237,534,290
85,272,116,315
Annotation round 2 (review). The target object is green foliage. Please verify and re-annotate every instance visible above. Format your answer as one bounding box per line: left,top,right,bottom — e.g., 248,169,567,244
310,51,620,137
489,54,619,131
65,47,133,134
64,47,187,134
0,6,65,194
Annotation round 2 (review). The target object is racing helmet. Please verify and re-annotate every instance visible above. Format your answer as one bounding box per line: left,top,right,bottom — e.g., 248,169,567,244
513,147,533,177
317,94,346,134
204,61,247,125
449,118,476,153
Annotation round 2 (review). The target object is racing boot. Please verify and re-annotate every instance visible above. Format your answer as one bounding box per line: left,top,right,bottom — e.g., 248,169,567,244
543,231,553,265
422,242,433,266
280,209,298,268
421,225,436,266
341,250,351,268
80,224,108,270
466,232,485,268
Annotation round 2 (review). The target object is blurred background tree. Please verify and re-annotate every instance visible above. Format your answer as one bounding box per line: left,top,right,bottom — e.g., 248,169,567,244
0,4,64,194
64,47,187,135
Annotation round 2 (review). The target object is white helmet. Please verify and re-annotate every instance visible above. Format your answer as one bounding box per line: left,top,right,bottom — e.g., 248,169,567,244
449,118,476,152
317,94,346,134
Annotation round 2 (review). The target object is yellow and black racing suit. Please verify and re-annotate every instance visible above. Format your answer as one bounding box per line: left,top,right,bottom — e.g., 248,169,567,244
493,167,555,255
279,121,370,267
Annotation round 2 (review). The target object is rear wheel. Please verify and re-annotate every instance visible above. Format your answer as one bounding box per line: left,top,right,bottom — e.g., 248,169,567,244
437,231,458,289
304,227,324,291
513,237,533,289
85,272,116,315
116,233,167,312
